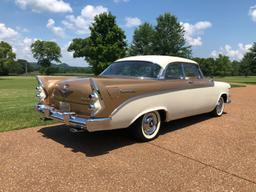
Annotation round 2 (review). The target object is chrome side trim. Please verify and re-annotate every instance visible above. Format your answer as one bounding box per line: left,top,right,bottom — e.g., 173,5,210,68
35,104,112,132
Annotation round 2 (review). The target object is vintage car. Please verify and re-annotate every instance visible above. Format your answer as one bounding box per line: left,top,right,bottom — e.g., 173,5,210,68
35,55,231,141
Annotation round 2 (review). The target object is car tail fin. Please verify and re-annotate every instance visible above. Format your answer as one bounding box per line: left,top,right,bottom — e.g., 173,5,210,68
36,76,78,88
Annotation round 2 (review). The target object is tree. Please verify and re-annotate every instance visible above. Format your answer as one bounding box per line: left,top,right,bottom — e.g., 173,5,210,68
68,12,127,75
0,41,16,75
9,59,31,75
193,57,216,77
240,42,256,76
31,40,61,75
153,13,191,57
195,55,238,77
231,60,241,76
214,54,232,76
9,61,24,75
129,23,155,56
240,54,253,76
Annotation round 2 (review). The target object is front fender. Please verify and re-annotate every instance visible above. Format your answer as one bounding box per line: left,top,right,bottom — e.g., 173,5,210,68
213,81,231,106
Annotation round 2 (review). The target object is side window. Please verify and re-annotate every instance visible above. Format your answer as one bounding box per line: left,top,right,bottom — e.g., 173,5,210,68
164,64,184,80
183,63,203,80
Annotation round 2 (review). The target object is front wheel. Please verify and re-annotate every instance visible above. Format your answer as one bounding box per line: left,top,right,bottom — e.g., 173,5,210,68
211,96,225,117
131,111,161,141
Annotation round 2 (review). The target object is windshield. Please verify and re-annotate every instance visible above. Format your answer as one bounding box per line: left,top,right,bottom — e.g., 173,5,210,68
100,61,162,79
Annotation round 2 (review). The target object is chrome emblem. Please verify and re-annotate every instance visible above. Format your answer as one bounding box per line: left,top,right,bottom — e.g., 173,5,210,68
59,84,73,98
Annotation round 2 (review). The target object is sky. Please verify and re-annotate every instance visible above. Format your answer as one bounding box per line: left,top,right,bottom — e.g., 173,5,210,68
0,0,256,67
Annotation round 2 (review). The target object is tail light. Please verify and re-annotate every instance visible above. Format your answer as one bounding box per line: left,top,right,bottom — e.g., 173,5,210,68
89,79,103,117
36,86,47,101
36,77,47,102
89,92,99,100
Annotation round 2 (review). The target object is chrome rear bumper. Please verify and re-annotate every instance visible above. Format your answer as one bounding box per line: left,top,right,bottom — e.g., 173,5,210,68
36,104,111,132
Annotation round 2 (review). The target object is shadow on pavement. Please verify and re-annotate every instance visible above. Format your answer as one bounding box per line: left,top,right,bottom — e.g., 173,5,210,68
38,113,218,157
160,113,220,135
38,125,134,157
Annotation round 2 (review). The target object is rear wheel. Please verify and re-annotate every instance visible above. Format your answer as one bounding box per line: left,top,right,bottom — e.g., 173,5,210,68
132,111,161,141
211,96,225,117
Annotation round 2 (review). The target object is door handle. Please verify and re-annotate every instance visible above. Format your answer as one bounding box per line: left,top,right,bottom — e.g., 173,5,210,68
188,81,194,84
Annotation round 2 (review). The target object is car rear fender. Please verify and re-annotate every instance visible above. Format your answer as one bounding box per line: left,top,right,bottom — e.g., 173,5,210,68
129,107,168,126
36,76,79,89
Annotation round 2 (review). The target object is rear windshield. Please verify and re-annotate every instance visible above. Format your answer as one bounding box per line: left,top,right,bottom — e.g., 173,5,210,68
100,61,162,79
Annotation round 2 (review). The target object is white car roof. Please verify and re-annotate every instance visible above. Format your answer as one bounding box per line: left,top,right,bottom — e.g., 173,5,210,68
116,55,198,69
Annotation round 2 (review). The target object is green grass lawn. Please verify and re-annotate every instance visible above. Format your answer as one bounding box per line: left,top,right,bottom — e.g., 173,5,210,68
0,76,55,132
216,76,256,84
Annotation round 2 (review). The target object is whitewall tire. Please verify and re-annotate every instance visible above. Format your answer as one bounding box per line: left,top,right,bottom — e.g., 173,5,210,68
132,111,161,141
212,96,225,117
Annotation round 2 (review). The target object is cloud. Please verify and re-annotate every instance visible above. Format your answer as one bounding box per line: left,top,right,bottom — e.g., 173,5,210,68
0,22,37,61
113,0,129,3
15,0,72,13
125,17,142,28
0,22,86,66
16,26,29,33
61,42,88,67
181,21,212,46
47,18,65,38
16,37,37,61
62,5,108,34
7,37,36,61
249,6,256,22
0,23,18,40
211,43,252,60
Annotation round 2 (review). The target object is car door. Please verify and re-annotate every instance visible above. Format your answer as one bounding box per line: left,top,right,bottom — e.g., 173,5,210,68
162,63,192,120
181,63,215,116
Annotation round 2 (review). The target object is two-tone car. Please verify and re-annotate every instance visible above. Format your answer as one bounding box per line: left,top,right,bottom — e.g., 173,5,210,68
36,55,231,141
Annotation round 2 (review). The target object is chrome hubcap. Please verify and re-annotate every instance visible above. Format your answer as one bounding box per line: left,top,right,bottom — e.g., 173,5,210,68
142,112,159,136
216,97,224,115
